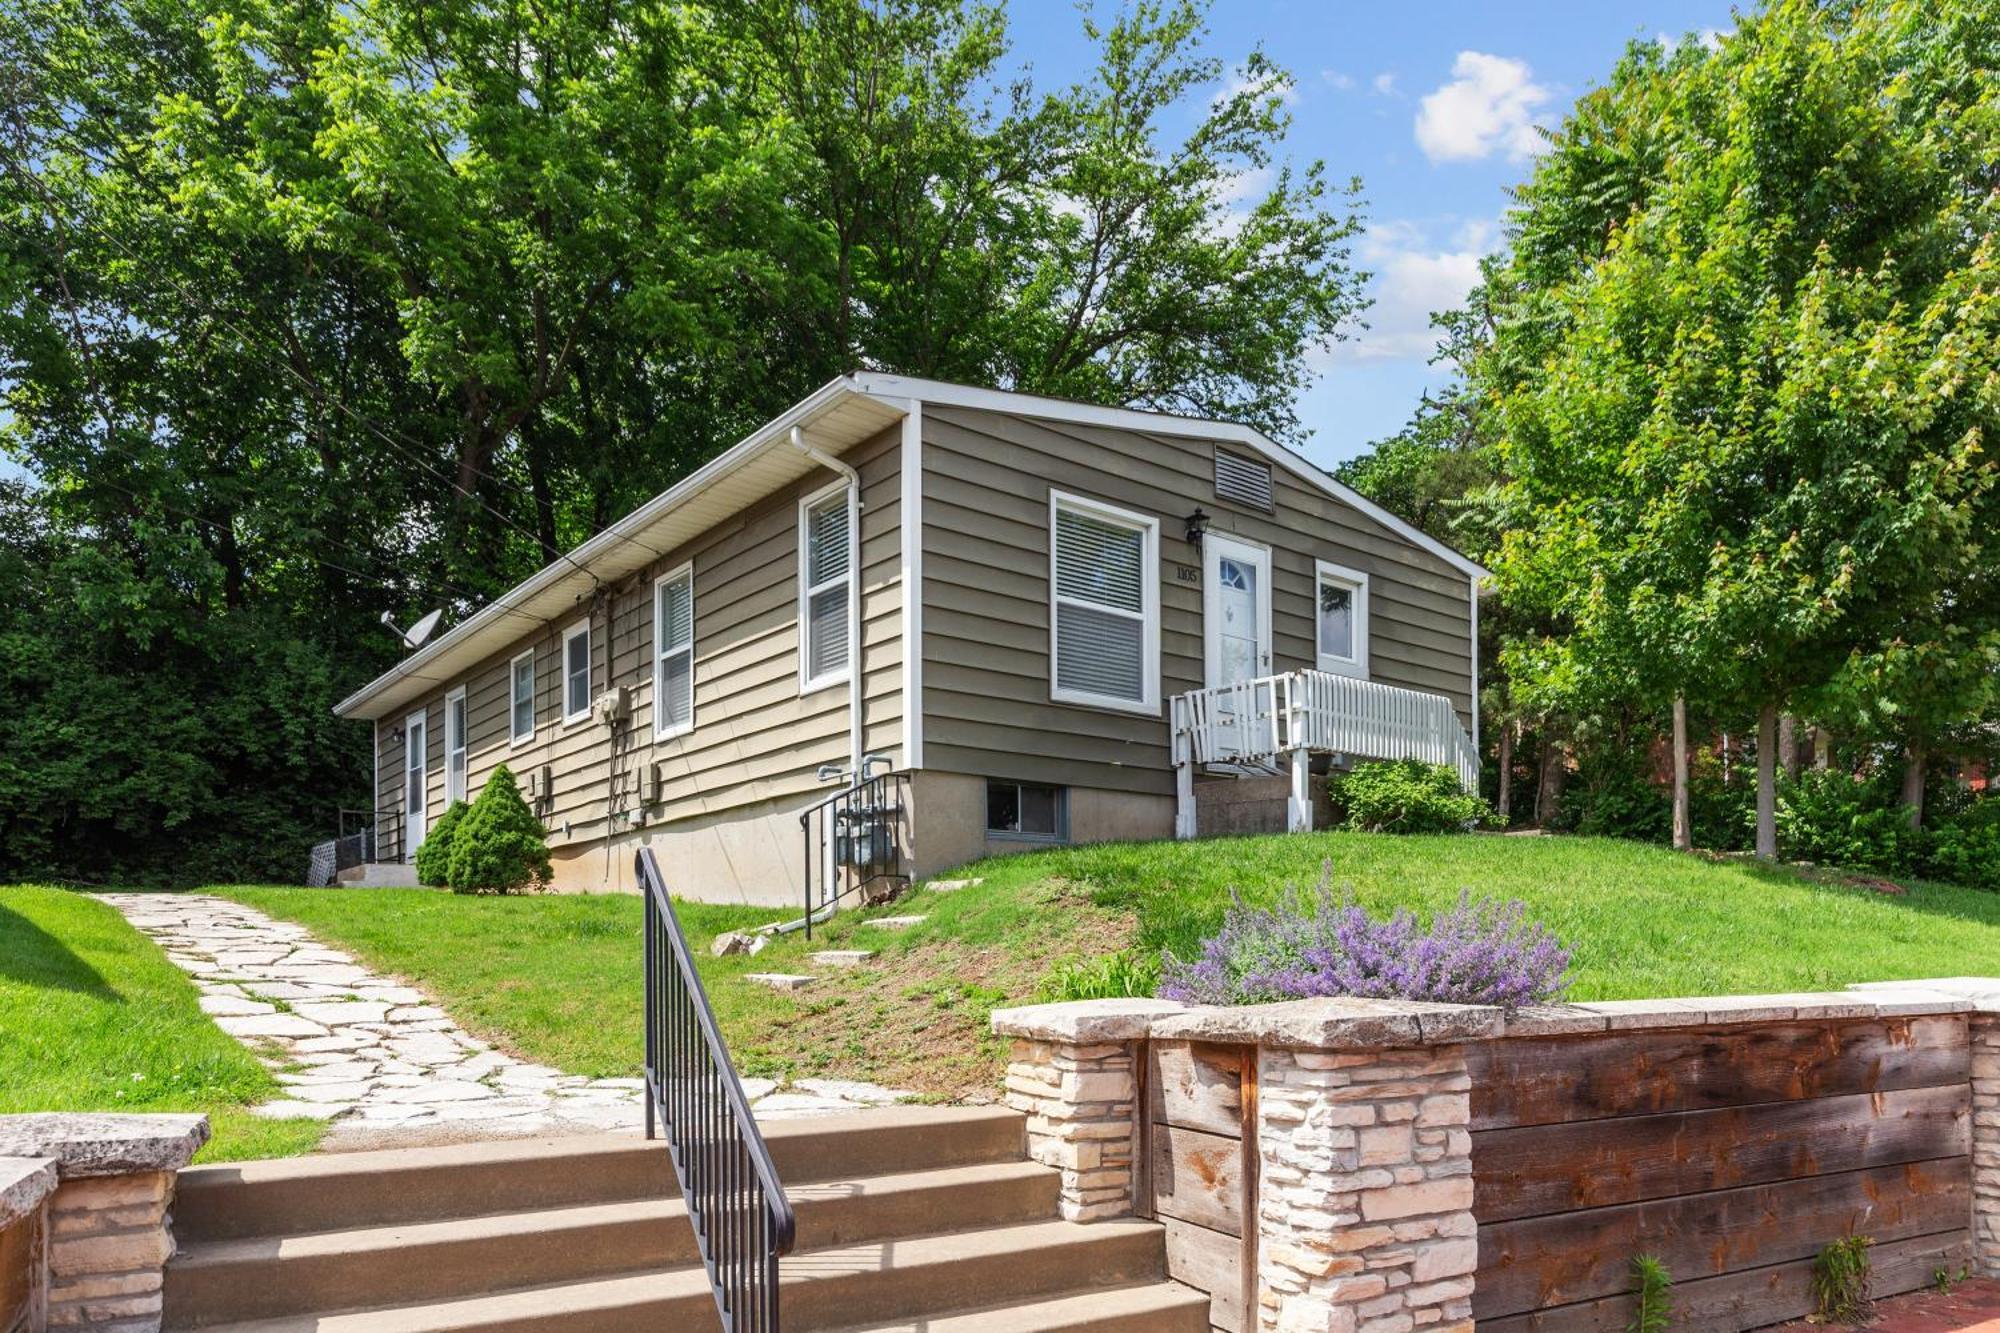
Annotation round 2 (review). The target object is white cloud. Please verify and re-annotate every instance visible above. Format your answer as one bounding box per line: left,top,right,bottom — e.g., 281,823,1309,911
1372,72,1400,98
1213,66,1298,109
1414,51,1551,163
1206,166,1273,238
1329,218,1501,365
1322,70,1356,92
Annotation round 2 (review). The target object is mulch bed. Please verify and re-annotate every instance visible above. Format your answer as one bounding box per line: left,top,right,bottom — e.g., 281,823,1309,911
1767,1278,2000,1332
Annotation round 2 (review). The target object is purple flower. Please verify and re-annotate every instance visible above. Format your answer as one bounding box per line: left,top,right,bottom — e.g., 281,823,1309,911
1158,865,1570,1010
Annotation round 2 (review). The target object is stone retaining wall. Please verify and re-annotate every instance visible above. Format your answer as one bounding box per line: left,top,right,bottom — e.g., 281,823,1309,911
0,1115,209,1333
995,979,2000,1333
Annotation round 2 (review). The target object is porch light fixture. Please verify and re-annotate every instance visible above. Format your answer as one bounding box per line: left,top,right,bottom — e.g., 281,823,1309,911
1184,506,1210,551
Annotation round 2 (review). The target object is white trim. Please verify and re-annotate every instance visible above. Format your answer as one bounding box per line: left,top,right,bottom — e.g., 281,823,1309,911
372,717,382,857
402,709,428,862
443,685,468,806
1202,530,1273,689
561,618,592,725
1313,559,1370,679
797,478,856,695
851,373,1490,581
1048,489,1161,717
898,400,925,770
509,648,536,748
653,562,695,740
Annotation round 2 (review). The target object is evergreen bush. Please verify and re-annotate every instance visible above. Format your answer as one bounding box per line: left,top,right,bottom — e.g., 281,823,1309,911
413,800,469,887
1329,759,1489,833
445,765,552,895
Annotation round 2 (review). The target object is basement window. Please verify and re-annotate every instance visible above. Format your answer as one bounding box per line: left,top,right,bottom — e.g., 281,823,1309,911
987,781,1067,841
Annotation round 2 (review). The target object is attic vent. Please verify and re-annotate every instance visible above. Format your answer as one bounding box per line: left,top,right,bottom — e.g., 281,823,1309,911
1214,450,1274,511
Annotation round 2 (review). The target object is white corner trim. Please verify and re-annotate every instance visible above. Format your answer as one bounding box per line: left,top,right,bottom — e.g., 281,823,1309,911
561,617,592,725
898,399,925,770
1047,488,1162,717
653,562,695,740
1313,559,1371,680
850,372,1489,582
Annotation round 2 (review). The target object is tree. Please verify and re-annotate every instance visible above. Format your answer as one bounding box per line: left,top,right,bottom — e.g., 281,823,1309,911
446,766,551,894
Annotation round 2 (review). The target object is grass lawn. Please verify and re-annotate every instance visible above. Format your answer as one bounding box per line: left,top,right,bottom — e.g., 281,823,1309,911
0,887,324,1162
218,832,2000,1100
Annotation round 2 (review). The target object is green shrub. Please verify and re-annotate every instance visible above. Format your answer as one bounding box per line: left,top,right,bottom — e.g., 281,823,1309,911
1777,769,1921,875
413,800,469,887
1553,750,1670,842
445,765,552,895
1921,801,2000,891
1329,759,1489,834
1037,951,1159,1003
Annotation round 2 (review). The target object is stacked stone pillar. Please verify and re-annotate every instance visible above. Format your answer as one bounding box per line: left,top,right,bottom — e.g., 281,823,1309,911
1970,1013,2000,1275
0,1114,209,1333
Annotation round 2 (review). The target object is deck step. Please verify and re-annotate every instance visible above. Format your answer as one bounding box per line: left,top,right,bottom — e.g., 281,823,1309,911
173,1107,1025,1240
830,1280,1213,1332
174,1219,1171,1332
166,1161,1060,1325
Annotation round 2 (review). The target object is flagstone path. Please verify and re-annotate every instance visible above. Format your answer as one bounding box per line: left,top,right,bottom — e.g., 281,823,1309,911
97,893,910,1147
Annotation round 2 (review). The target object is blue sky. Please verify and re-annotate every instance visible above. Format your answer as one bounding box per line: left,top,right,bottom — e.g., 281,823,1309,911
1009,0,1739,469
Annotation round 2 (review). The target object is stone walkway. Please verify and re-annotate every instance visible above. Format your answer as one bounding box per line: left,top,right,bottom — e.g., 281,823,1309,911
97,893,911,1147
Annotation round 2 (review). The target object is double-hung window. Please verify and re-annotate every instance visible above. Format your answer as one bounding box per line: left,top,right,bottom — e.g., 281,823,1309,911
655,564,695,738
444,686,468,805
1049,491,1160,714
510,649,535,746
562,619,592,724
1315,560,1370,679
799,483,854,691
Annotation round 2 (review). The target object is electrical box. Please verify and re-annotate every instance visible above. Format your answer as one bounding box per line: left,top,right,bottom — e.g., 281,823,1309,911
592,686,630,728
526,765,552,807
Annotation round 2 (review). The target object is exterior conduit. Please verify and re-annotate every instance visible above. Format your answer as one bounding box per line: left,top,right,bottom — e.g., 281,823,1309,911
789,426,865,781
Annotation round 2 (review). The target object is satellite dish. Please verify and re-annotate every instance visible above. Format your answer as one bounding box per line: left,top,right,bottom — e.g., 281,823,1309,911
380,608,444,651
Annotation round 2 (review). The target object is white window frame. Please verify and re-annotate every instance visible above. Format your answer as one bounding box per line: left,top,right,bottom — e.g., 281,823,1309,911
509,648,536,747
1314,559,1370,679
562,618,592,725
444,685,468,806
654,562,696,739
797,480,856,694
1048,489,1161,716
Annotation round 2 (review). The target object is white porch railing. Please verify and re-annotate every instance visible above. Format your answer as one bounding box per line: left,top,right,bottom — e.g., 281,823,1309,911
1170,670,1479,837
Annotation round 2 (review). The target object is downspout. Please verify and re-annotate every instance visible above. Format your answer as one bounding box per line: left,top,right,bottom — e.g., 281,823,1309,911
791,426,865,779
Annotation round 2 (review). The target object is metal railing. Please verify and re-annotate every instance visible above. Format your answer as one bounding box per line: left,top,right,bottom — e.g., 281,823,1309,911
305,827,377,887
1172,669,1479,792
799,769,910,939
639,848,794,1332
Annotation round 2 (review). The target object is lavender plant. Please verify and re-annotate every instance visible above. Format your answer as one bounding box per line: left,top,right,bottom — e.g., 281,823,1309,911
1157,865,1571,1009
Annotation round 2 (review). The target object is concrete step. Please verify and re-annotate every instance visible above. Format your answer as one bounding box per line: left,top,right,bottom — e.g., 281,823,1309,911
174,1106,1025,1241
175,1218,1170,1333
830,1280,1213,1332
166,1160,1061,1326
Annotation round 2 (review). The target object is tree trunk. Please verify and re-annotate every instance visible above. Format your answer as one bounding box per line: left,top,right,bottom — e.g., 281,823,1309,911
1814,727,1834,771
1778,714,1800,780
1756,704,1778,860
1672,695,1692,851
1535,733,1566,827
1496,722,1514,824
1902,740,1927,831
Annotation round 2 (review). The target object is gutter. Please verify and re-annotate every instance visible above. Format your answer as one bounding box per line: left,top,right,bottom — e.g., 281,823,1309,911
791,425,866,778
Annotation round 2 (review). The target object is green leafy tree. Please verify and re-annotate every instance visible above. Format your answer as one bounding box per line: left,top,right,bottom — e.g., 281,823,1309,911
445,765,551,895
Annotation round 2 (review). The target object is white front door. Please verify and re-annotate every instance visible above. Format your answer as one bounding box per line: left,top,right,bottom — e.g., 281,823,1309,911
1203,534,1274,758
1205,533,1272,688
404,711,427,862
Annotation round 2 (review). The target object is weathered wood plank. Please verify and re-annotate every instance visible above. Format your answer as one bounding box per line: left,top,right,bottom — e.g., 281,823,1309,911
1150,1123,1244,1237
1473,1157,1971,1319
1149,1041,1244,1139
1474,1083,1970,1222
1163,1215,1244,1333
1477,1229,1970,1333
1470,1016,1969,1131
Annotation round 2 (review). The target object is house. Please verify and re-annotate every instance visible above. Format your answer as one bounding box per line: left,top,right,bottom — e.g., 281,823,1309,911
332,375,1489,905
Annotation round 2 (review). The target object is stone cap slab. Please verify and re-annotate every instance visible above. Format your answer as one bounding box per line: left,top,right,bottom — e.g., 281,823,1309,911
0,1113,209,1179
1151,997,1504,1050
0,1156,57,1227
992,998,1189,1044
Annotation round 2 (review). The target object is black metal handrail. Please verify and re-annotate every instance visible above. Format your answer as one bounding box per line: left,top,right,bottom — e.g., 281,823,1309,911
799,769,911,939
638,848,795,1331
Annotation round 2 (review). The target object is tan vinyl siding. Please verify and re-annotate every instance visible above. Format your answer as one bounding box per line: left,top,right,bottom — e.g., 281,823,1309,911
919,405,1473,797
374,424,903,871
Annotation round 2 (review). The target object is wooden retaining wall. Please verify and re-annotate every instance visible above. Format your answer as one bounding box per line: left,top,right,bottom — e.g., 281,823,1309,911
1144,1040,1255,1333
1466,1014,1974,1331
